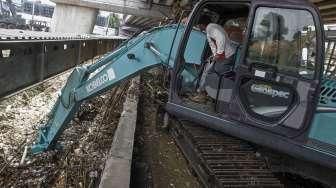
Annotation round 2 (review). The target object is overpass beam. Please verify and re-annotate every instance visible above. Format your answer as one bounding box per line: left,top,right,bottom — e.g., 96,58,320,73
51,0,171,18
51,3,98,33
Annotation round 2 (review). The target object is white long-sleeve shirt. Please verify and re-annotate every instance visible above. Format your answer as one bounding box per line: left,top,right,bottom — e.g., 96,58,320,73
206,23,235,58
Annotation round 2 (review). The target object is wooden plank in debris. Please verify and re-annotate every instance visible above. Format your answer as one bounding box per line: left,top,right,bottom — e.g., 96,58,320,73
99,77,140,188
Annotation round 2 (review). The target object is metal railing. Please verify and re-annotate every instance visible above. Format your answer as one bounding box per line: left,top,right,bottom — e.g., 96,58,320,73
0,38,125,99
325,34,336,79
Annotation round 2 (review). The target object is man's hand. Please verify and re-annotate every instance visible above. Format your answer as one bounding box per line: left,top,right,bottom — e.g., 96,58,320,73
213,52,225,62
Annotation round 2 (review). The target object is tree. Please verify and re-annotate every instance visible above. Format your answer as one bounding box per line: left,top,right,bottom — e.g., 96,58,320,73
108,13,120,29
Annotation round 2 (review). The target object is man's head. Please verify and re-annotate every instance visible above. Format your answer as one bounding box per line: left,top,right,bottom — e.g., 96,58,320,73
198,14,212,31
224,18,248,42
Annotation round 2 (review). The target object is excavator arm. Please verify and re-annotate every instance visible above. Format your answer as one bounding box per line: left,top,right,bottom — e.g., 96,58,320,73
31,25,207,154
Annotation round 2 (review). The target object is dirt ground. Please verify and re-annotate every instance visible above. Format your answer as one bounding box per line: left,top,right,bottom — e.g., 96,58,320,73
131,70,201,188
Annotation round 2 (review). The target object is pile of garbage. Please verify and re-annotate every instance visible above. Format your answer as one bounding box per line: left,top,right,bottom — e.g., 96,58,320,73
0,71,128,187
0,72,71,169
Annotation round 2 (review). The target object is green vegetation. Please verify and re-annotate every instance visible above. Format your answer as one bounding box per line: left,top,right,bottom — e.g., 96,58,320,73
108,13,120,29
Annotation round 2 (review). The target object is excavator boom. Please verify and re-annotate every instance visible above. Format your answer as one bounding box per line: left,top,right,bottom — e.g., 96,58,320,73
31,25,207,154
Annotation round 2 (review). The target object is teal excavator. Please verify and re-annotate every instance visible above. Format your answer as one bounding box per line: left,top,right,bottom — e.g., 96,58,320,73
28,0,336,186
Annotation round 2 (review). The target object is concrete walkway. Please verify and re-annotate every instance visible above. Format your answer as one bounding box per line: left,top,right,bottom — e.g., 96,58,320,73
99,77,140,188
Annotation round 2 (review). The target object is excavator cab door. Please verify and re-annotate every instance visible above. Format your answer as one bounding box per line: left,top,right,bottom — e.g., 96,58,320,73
229,3,324,137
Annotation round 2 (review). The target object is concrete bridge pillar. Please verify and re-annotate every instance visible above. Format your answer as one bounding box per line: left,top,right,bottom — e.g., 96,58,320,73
51,3,98,33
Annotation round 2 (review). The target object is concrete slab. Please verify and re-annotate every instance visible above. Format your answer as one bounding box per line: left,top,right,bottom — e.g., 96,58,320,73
51,3,98,33
51,0,171,18
100,157,132,188
99,77,140,188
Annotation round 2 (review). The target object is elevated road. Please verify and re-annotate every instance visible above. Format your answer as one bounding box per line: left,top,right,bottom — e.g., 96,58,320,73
312,0,336,23
52,0,172,18
50,0,173,33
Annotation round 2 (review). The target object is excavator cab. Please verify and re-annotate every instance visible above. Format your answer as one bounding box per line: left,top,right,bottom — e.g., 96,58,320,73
171,0,322,137
167,0,336,184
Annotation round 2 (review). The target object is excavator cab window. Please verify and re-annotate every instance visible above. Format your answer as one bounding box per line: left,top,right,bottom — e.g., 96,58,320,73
228,4,323,136
246,7,317,80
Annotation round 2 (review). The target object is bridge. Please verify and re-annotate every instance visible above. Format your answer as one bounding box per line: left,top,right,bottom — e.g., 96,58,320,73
313,0,336,23
50,0,174,33
48,0,336,34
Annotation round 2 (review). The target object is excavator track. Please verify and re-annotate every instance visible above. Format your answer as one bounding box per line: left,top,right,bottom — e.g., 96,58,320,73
170,119,283,188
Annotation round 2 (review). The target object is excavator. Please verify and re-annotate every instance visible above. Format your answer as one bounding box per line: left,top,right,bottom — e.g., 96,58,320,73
28,0,336,186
